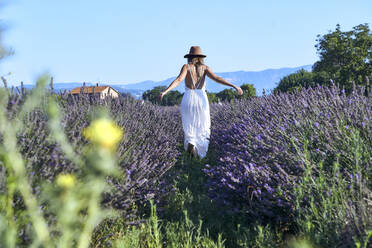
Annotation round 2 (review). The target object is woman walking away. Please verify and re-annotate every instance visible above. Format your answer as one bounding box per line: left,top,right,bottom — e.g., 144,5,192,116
158,46,243,158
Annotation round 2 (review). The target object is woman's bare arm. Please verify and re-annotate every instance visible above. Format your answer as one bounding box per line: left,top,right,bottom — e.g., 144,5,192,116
163,64,187,95
205,66,243,95
158,64,188,101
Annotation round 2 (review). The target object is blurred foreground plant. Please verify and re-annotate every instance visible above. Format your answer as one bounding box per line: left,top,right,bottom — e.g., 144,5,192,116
0,74,124,247
292,122,372,247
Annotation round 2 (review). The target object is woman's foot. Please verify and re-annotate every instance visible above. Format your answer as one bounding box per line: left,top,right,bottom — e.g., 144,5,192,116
187,143,198,158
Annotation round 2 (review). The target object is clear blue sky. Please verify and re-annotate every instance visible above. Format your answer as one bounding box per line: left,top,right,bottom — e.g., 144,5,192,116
0,0,371,86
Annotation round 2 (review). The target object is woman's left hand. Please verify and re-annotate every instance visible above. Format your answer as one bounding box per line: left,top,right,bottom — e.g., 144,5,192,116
235,87,243,95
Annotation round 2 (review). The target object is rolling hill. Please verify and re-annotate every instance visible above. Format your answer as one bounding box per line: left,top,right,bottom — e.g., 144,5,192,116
18,65,312,99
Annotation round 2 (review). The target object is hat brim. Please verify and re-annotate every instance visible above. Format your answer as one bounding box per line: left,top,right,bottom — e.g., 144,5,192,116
184,54,206,58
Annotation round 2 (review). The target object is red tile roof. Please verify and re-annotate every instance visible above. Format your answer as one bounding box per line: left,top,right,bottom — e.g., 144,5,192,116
70,86,121,94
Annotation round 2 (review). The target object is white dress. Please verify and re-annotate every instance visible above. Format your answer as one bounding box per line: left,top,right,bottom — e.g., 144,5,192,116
181,64,211,158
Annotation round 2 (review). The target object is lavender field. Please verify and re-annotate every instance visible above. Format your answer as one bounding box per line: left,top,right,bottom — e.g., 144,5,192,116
0,78,371,247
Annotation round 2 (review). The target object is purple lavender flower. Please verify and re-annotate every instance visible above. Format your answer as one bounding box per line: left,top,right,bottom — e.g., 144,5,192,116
355,173,360,180
205,82,371,225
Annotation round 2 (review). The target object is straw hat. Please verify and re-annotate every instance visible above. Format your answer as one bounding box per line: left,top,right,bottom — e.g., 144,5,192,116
184,46,206,58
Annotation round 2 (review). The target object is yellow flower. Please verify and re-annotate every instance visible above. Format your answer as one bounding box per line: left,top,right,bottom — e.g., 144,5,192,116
83,118,123,150
56,174,76,189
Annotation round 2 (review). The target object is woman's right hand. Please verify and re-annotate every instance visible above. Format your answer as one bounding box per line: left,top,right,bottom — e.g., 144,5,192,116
158,92,165,101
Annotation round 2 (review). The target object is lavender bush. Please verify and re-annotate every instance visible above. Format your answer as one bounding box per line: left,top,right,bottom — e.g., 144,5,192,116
205,83,372,227
3,88,183,219
0,75,126,247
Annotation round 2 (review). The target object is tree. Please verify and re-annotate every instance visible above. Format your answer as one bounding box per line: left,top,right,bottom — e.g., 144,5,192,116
273,69,331,94
142,86,183,106
216,83,256,102
313,23,372,94
274,24,372,95
240,83,257,98
216,88,236,102
206,91,219,103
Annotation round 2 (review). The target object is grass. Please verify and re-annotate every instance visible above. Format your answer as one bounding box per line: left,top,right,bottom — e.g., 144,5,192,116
90,132,372,248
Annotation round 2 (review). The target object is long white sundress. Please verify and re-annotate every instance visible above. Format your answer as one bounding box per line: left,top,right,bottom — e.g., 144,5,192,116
181,64,211,158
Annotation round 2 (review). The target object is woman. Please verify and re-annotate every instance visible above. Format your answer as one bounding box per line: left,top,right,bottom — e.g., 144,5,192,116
158,46,243,158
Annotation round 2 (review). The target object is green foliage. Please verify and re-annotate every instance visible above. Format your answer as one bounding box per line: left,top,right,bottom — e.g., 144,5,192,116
240,84,257,98
92,202,224,248
143,84,256,105
206,92,219,103
143,86,183,106
291,120,372,247
313,23,372,94
216,83,256,102
237,224,282,248
274,69,331,94
0,75,122,247
151,146,283,248
216,89,236,102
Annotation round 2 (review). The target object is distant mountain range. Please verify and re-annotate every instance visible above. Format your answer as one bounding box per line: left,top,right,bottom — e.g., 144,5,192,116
20,65,312,99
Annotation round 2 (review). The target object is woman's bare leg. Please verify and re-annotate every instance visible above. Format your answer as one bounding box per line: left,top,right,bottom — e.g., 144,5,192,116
187,143,194,154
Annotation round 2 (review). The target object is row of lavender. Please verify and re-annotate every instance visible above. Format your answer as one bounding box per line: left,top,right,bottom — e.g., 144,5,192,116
206,83,372,226
5,82,371,227
6,92,183,218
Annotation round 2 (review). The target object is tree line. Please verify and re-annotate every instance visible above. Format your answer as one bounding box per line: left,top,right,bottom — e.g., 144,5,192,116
142,83,257,106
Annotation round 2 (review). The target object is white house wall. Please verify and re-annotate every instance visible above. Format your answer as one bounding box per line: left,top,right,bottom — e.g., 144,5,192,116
100,87,119,99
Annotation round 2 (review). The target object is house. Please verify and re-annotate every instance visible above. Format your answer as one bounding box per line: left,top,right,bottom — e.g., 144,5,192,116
70,84,120,99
